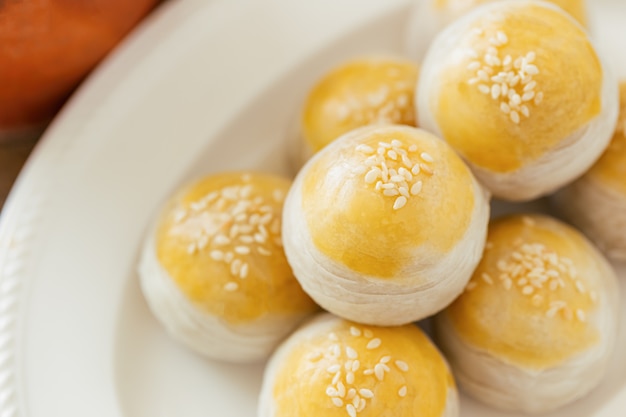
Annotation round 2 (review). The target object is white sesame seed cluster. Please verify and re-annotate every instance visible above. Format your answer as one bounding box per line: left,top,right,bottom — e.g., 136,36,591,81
335,80,413,125
467,30,544,124
171,177,285,293
354,140,434,210
311,325,409,417
466,222,596,323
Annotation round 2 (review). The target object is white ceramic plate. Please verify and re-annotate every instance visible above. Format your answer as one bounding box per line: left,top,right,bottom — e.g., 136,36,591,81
0,0,625,416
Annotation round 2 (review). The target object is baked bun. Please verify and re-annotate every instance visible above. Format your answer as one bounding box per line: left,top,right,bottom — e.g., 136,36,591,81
553,81,626,261
405,0,588,61
417,0,618,201
138,172,319,362
259,313,458,417
435,214,619,414
292,57,419,168
282,124,490,326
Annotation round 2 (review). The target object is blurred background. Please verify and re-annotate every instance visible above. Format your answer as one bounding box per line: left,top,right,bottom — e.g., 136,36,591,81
0,0,165,208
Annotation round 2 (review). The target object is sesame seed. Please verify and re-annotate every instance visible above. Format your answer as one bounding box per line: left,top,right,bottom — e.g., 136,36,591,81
420,163,433,175
347,404,357,417
234,246,250,255
257,247,272,256
332,398,343,407
398,386,408,397
353,165,367,175
350,326,361,337
346,371,355,384
395,360,409,372
491,84,501,99
210,250,224,261
363,369,374,376
346,388,356,400
224,282,238,291
173,209,187,223
365,168,380,184
367,338,381,349
383,189,399,197
327,364,341,373
380,356,391,364
337,382,346,397
524,81,537,92
576,309,586,322
520,105,530,118
478,84,490,94
465,281,477,292
393,196,407,210
346,347,358,359
510,111,520,124
420,152,434,162
374,364,385,381
239,263,249,279
359,389,374,398
214,234,230,246
525,65,539,75
482,273,494,285
332,371,342,385
352,360,360,372
327,387,338,396
230,259,242,275
364,329,373,338
522,285,534,295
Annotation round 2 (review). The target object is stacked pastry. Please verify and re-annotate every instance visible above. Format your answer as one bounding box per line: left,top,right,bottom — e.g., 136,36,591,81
553,81,626,261
138,172,319,362
259,313,458,417
416,0,617,201
435,214,618,413
282,124,490,326
292,57,419,169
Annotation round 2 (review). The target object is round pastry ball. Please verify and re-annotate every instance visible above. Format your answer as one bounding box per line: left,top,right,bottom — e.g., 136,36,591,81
138,172,319,363
553,81,626,261
292,57,419,168
435,214,619,414
405,0,588,61
282,124,490,326
259,313,459,417
417,0,618,201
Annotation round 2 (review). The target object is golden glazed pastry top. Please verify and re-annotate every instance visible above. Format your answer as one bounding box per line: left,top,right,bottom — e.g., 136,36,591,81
444,214,603,369
272,319,455,417
301,126,476,278
432,0,587,27
432,2,601,172
302,58,419,153
586,81,626,196
155,172,318,324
